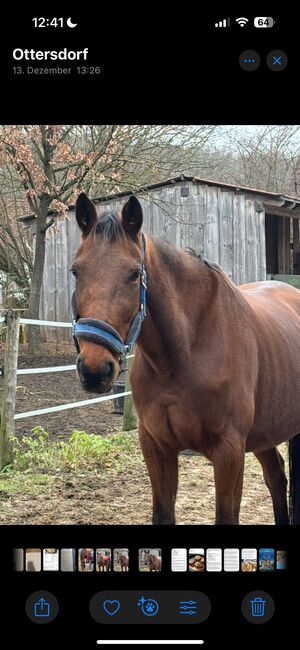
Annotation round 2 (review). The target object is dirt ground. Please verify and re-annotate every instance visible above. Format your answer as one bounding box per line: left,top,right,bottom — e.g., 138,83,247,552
0,444,286,525
0,344,288,525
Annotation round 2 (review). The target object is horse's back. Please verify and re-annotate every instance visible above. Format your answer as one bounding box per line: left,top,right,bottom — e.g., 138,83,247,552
240,280,300,317
240,279,300,353
241,279,300,297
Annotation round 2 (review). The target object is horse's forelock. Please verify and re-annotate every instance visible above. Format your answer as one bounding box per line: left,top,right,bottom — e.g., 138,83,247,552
94,211,126,243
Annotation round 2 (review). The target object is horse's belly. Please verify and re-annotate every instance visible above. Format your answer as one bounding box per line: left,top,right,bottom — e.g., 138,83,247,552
247,399,300,451
246,309,300,451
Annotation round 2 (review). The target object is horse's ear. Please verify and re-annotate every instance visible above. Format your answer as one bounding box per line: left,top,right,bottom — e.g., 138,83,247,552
121,196,143,238
75,192,97,235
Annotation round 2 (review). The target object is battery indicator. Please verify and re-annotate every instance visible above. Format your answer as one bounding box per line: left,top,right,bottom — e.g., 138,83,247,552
254,17,275,28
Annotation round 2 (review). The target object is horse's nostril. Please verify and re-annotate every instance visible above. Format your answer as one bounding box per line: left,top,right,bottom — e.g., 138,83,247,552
99,361,114,382
78,358,115,391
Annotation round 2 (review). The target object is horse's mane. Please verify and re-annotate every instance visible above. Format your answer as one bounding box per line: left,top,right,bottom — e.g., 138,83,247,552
185,246,239,294
185,247,222,271
92,220,236,292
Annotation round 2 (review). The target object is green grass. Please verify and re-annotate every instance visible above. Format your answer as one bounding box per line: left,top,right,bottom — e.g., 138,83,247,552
0,472,54,496
0,427,140,501
2,426,139,474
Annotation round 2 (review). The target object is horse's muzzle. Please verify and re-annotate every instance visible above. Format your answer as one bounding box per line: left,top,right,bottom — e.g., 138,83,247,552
76,355,115,393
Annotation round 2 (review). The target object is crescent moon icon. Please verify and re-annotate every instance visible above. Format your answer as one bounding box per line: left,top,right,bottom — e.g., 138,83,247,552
67,17,77,28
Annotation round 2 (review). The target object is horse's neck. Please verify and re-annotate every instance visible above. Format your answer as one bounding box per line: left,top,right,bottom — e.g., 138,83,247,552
137,237,231,371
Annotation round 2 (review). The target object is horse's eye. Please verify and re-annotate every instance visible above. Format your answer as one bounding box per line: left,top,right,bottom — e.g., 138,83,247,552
128,270,140,282
71,267,79,278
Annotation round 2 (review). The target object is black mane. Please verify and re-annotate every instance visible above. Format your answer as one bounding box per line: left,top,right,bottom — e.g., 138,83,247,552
184,246,203,260
185,246,221,271
94,212,125,242
93,218,221,273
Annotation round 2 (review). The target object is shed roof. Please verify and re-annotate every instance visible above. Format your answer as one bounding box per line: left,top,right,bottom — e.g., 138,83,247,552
18,174,300,223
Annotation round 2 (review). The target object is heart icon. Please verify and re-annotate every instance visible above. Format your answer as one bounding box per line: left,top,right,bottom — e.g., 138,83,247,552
103,600,120,616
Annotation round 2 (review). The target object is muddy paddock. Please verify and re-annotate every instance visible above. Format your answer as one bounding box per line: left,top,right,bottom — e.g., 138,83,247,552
0,344,288,525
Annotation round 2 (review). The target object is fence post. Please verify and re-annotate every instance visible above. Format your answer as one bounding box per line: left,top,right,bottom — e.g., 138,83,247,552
123,354,137,432
0,310,20,469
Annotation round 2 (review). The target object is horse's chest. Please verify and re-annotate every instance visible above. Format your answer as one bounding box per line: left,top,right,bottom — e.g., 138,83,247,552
132,365,236,451
136,390,213,452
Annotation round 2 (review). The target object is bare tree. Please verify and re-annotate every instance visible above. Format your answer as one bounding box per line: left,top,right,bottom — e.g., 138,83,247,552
0,165,32,305
0,124,217,352
203,125,300,194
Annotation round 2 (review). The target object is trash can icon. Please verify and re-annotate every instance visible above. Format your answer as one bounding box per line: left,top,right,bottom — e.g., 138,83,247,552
250,597,266,617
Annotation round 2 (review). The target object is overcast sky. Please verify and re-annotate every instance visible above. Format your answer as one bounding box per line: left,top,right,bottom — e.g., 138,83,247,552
213,125,300,151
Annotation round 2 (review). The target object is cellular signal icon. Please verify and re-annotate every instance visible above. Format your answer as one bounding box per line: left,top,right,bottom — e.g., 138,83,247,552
215,18,230,28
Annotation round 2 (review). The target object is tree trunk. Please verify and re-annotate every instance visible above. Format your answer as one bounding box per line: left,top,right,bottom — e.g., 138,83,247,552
27,197,49,354
0,310,20,469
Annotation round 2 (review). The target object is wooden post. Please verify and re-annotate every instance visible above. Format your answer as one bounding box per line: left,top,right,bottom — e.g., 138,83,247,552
289,433,300,524
278,217,291,274
123,354,137,432
0,310,20,469
293,218,300,272
293,219,300,255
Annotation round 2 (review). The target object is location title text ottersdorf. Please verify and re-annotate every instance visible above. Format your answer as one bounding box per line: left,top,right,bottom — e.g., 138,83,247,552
12,48,89,60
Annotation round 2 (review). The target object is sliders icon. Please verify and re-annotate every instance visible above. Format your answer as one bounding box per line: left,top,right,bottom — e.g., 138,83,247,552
179,600,198,615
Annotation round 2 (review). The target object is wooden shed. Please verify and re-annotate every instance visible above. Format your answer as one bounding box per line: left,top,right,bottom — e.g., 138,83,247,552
20,175,300,341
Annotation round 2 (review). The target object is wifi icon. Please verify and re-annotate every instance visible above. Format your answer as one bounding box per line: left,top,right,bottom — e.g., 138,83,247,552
236,17,249,27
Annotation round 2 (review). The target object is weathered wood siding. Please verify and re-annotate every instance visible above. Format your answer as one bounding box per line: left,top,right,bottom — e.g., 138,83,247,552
39,180,266,340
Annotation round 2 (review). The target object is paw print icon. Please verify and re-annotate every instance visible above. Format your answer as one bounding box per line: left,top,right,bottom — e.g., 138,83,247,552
137,596,160,617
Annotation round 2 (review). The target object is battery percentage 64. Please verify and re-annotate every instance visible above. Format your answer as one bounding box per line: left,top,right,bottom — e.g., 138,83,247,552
254,17,275,28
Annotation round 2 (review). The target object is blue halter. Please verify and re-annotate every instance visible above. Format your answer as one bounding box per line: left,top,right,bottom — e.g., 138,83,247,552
72,234,147,361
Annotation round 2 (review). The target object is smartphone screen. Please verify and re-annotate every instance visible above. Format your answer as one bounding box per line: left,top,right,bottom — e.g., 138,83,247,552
0,10,299,648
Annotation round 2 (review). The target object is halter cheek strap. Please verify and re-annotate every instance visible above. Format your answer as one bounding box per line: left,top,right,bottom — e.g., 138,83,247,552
72,234,147,361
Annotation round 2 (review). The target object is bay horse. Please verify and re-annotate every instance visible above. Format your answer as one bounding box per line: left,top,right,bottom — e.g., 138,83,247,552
144,551,162,571
72,192,300,525
115,551,129,571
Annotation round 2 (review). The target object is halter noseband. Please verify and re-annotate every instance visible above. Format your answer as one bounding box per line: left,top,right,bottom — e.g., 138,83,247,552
71,234,147,361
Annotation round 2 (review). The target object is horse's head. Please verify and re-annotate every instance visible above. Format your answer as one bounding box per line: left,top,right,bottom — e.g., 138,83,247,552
72,192,144,394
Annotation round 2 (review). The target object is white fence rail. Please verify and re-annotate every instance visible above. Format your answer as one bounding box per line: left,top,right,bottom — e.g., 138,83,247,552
1,312,134,418
17,364,77,375
0,316,72,327
14,391,132,420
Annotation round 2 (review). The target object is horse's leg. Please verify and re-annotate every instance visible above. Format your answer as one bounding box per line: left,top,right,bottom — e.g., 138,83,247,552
210,429,245,525
289,433,300,524
139,425,178,525
254,448,288,525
